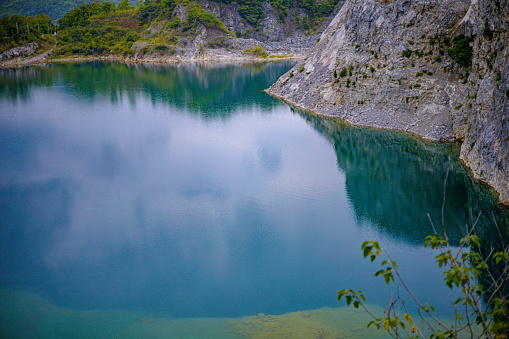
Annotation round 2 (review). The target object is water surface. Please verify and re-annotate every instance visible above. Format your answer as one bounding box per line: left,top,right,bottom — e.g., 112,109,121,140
0,61,508,337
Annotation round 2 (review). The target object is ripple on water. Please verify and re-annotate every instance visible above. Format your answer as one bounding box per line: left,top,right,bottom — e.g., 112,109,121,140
257,139,283,175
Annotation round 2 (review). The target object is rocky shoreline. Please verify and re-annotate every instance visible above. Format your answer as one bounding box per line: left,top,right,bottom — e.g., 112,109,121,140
0,45,305,68
0,53,300,68
0,31,318,68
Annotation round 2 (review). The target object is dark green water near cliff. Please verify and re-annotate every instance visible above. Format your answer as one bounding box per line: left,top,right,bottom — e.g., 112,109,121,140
0,61,508,338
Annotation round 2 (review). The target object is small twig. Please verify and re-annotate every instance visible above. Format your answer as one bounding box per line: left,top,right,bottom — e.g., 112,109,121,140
357,300,398,339
427,213,438,236
463,297,474,338
383,250,451,332
441,168,450,247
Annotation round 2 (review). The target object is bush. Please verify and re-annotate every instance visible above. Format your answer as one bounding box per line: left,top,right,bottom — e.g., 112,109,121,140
168,16,181,29
448,34,473,68
270,0,292,22
402,50,412,58
243,45,267,57
238,0,265,27
186,3,230,33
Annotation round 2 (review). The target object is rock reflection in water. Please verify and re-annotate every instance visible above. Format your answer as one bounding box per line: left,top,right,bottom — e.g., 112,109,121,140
295,109,509,246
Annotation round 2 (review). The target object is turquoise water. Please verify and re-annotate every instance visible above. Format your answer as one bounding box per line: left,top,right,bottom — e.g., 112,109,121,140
0,61,507,337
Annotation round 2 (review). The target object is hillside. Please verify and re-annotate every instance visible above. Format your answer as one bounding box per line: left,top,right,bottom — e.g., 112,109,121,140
0,0,343,63
268,0,509,205
0,0,135,21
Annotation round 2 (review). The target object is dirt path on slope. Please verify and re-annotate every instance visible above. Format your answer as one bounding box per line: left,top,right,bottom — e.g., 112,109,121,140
26,35,57,63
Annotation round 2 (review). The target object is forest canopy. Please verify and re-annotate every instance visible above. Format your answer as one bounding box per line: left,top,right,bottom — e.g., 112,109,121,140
0,0,136,21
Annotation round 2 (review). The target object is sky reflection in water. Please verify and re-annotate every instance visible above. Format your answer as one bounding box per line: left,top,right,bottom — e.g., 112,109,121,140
0,62,508,322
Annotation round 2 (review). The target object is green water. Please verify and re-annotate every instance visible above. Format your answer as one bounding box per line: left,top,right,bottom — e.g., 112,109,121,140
0,61,507,337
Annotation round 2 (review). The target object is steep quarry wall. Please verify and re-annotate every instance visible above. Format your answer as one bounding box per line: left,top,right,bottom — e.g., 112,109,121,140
267,0,509,205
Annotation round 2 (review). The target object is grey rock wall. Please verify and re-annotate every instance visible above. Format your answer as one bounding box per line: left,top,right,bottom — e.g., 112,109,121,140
458,0,509,206
267,0,509,205
0,43,39,62
198,0,341,42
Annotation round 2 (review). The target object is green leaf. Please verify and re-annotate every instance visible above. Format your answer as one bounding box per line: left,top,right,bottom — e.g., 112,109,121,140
337,290,347,301
383,273,393,285
363,245,372,258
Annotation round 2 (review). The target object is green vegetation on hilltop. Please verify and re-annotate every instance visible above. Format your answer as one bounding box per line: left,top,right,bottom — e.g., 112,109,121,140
56,0,140,56
1,0,343,59
0,0,136,21
299,0,342,18
52,0,235,57
0,13,55,53
53,0,234,57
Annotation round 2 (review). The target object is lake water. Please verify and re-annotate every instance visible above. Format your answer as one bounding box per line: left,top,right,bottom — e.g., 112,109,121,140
0,61,508,338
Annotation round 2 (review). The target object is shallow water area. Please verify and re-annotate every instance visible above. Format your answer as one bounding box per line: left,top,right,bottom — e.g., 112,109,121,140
0,61,507,337
1,288,392,338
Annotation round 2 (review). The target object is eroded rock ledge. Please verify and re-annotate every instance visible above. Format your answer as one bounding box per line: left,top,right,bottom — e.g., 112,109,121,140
267,0,509,205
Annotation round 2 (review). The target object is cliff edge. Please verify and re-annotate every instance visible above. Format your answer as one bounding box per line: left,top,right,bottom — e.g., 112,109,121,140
267,0,509,205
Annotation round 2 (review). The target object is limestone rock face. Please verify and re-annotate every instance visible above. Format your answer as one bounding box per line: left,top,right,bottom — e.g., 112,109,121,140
458,0,509,206
199,0,342,42
267,0,509,205
0,42,39,62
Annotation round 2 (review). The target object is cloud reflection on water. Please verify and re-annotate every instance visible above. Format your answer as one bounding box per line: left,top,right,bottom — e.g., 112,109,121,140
1,62,507,320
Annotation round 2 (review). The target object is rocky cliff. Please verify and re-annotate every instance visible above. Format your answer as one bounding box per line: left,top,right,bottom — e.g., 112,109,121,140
134,0,341,60
267,0,509,205
0,43,39,62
